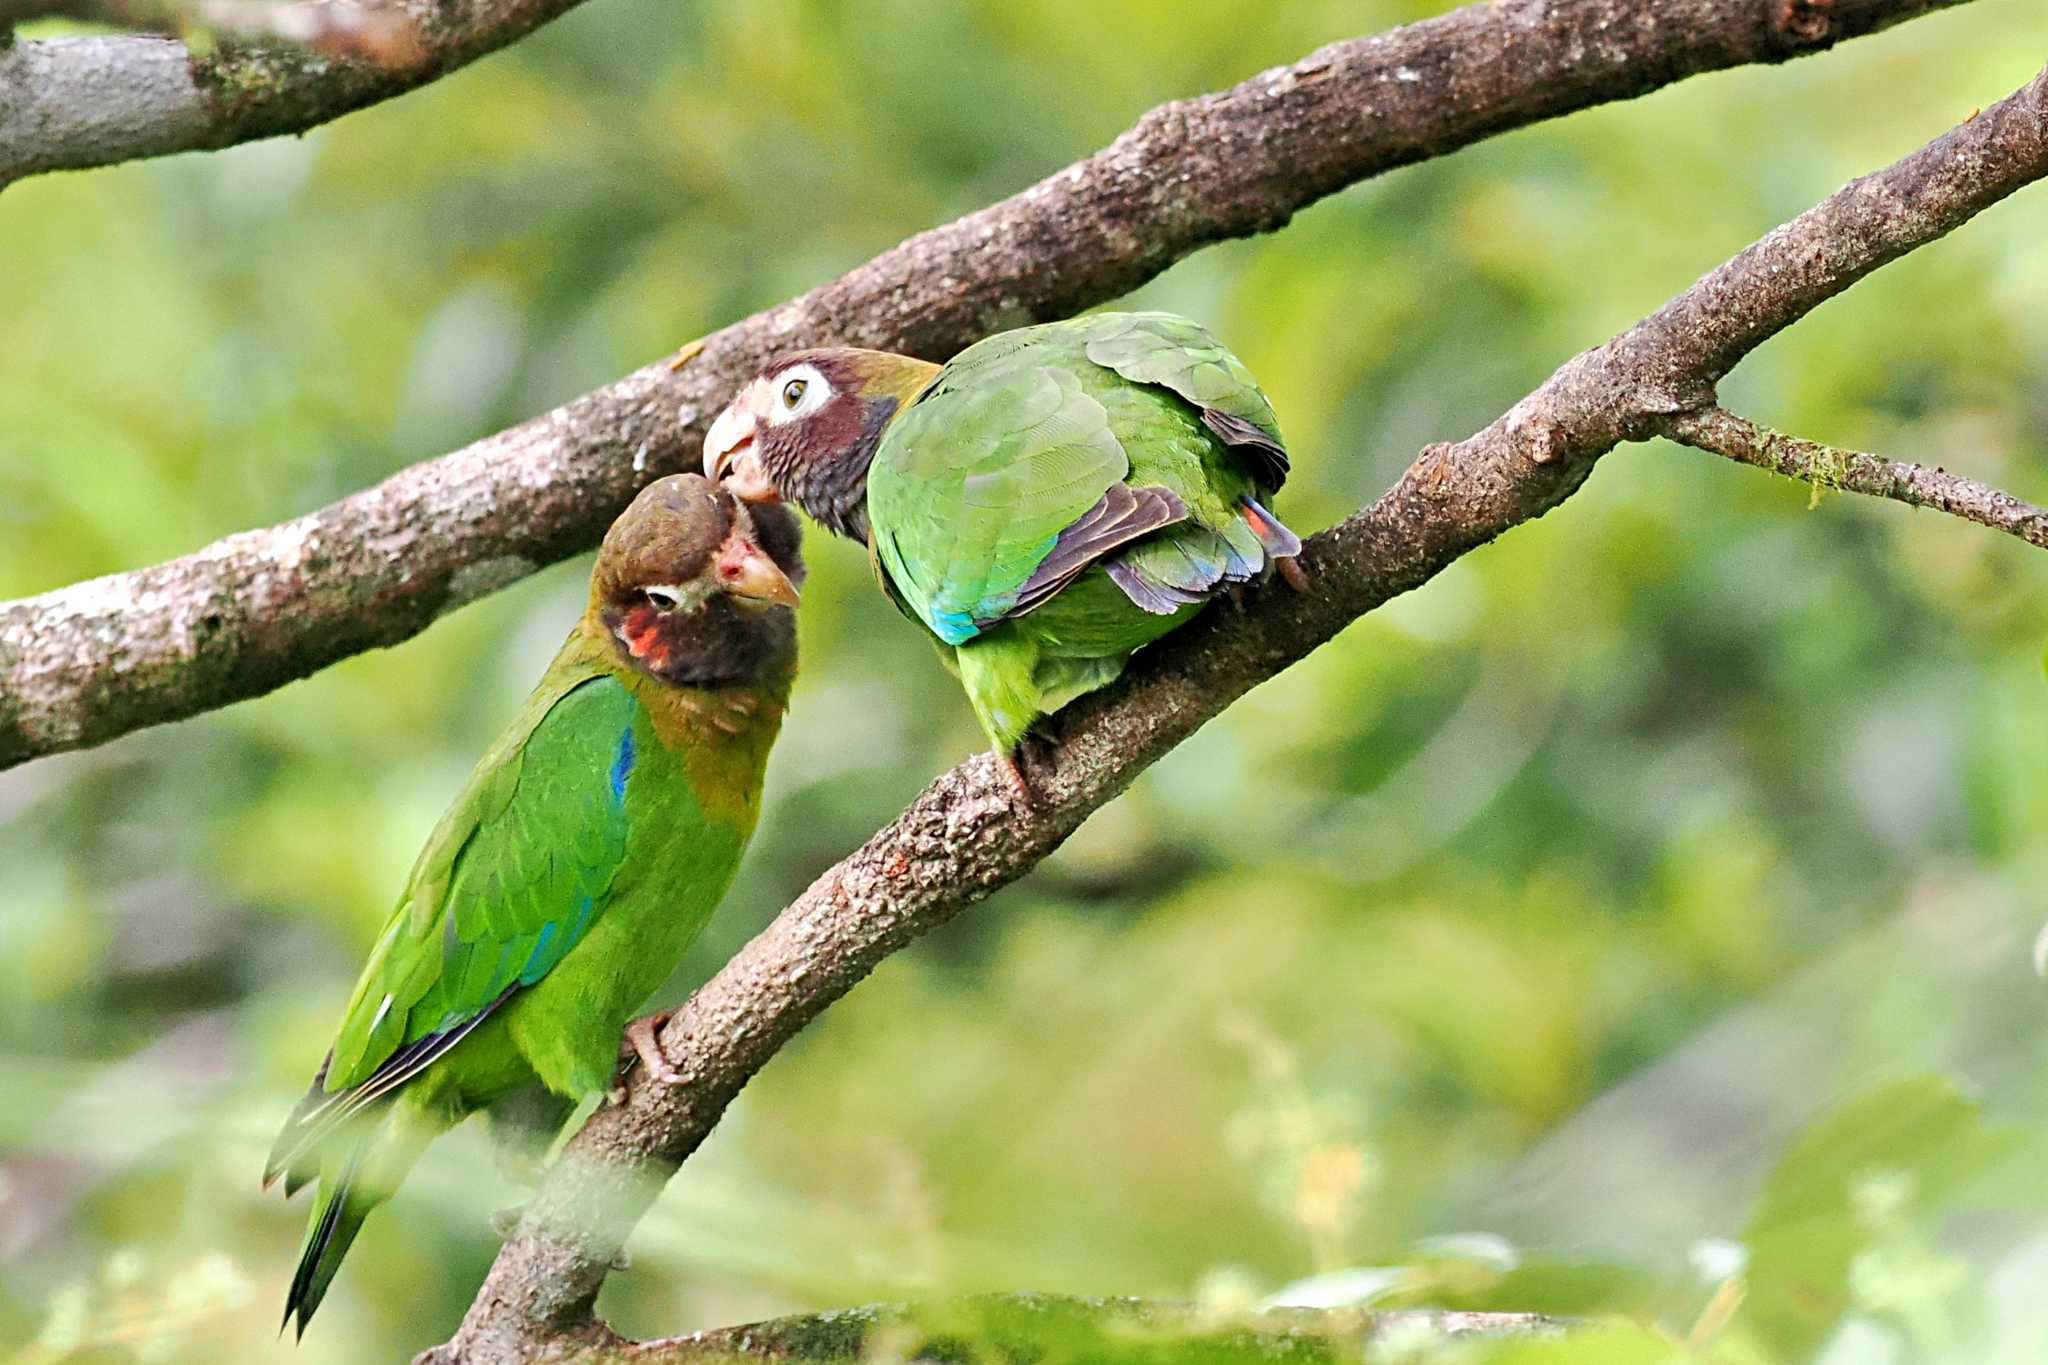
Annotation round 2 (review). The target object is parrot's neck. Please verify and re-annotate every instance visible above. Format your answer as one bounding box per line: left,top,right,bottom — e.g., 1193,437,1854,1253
566,617,792,829
795,394,901,543
597,593,796,691
634,666,790,831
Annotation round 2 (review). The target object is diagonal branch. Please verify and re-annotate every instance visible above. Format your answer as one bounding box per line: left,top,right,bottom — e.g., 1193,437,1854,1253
1667,406,2048,548
0,0,1978,771
423,61,2048,1365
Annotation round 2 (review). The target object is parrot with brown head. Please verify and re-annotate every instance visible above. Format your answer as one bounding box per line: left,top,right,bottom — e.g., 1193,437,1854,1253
705,312,1303,800
268,474,801,1334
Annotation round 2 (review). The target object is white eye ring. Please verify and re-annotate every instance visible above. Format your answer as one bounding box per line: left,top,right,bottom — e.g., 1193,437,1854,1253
766,363,832,425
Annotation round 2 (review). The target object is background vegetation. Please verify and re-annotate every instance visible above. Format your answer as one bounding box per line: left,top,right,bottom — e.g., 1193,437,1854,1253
4,2,2047,1360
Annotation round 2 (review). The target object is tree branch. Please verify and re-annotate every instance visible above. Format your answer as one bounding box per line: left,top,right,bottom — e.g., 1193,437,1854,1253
612,1295,1565,1364
0,0,588,188
423,60,2048,1365
0,0,429,67
1666,406,2048,547
0,0,1978,771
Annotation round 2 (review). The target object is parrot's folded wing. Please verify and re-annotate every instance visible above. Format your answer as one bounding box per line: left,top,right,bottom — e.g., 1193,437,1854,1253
266,662,636,1189
1081,310,1290,489
872,365,1130,644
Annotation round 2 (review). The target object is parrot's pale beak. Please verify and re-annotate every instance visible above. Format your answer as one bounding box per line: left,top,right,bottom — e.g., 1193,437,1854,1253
703,388,779,503
714,526,800,607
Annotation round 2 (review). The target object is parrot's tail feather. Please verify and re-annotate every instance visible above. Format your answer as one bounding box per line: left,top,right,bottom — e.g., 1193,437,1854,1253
266,987,515,1191
1239,496,1303,562
265,1054,334,1190
283,1137,372,1338
282,1107,437,1337
1105,558,1206,614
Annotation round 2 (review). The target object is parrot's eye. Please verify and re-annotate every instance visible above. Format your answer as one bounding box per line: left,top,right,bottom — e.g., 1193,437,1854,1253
765,364,830,425
644,587,681,612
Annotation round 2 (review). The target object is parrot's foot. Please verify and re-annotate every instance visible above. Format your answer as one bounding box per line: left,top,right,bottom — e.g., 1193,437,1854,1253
490,1205,525,1239
995,747,1038,810
1276,556,1310,593
617,1009,685,1089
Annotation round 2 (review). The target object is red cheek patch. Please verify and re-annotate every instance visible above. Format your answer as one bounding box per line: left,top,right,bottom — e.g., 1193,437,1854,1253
620,606,671,670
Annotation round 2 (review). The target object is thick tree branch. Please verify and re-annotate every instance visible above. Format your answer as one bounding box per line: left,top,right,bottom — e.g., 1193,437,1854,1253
1667,406,2048,547
424,62,2048,1365
0,0,587,188
0,0,1977,771
0,0,428,67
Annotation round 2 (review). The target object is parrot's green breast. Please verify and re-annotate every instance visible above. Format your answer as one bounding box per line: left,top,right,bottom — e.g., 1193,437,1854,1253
315,625,778,1111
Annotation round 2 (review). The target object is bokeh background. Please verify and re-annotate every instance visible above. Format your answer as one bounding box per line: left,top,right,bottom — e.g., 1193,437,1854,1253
6,2,2048,1361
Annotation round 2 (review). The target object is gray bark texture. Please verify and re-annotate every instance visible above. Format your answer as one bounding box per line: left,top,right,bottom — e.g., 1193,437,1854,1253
418,58,2048,1365
0,0,1980,771
0,0,590,187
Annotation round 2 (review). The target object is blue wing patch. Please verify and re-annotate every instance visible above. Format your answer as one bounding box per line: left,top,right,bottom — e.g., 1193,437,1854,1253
609,725,636,802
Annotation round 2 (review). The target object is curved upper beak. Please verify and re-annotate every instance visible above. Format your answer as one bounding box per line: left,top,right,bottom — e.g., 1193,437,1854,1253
714,523,800,607
703,382,779,503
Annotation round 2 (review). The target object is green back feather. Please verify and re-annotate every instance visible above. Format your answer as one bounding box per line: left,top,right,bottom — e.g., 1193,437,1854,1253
868,310,1285,649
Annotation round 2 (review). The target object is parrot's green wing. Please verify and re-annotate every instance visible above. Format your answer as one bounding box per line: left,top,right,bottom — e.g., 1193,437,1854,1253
265,659,637,1187
871,363,1186,645
1076,311,1288,488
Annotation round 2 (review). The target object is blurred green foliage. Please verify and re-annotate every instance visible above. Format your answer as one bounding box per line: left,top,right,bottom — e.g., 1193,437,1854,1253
4,1,2048,1361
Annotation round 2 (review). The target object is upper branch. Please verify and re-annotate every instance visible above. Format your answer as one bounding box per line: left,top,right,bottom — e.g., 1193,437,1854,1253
0,0,589,189
0,0,1975,771
428,62,2048,1365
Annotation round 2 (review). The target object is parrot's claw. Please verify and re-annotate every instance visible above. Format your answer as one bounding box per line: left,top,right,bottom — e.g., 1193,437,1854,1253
618,1009,685,1088
1276,556,1310,593
996,747,1038,810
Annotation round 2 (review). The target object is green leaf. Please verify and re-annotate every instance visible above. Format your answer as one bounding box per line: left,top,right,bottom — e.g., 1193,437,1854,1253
1737,1076,2024,1360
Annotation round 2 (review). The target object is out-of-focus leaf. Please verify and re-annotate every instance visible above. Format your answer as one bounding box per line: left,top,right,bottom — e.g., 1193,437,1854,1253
1737,1076,2025,1359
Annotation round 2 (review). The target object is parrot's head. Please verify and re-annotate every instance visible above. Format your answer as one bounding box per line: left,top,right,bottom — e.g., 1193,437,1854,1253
593,473,804,687
703,348,941,540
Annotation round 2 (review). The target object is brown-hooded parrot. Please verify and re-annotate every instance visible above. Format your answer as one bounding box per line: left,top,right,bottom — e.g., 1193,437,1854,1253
701,311,1302,799
265,474,802,1335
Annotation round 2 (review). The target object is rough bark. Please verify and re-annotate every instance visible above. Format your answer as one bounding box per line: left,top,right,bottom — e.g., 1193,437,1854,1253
0,0,589,188
0,0,1981,771
419,60,2048,1365
607,1296,1565,1364
1668,407,2048,546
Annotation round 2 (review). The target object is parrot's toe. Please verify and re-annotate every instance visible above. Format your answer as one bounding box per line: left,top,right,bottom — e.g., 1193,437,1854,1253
996,743,1045,810
1276,556,1310,593
619,1009,686,1088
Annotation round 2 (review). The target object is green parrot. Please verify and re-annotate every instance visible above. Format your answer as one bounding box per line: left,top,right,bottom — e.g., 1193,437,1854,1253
702,311,1302,799
265,473,802,1334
